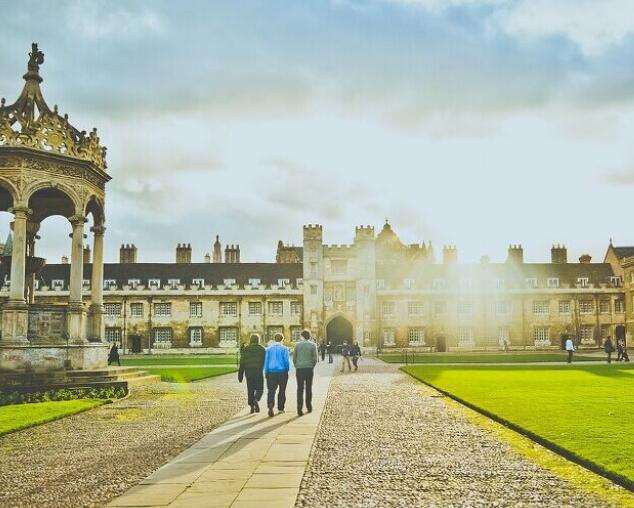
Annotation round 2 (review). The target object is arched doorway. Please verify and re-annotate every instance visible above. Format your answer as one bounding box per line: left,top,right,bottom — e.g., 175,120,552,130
326,316,353,347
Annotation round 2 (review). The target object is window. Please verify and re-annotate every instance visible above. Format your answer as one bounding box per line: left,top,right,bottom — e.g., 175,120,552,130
525,278,538,288
267,326,284,342
495,278,505,289
248,302,262,315
381,301,395,316
558,300,571,315
190,302,202,318
495,300,511,315
577,277,589,288
547,278,559,288
102,279,116,290
310,284,318,295
408,327,425,345
615,299,625,313
331,260,347,275
130,303,143,318
376,279,385,290
105,327,121,346
189,327,203,346
220,302,238,316
580,325,595,345
167,278,180,289
532,300,549,315
291,326,302,342
382,328,395,346
223,278,236,287
192,278,205,289
153,303,172,317
248,278,261,287
82,279,90,288
290,301,302,315
457,301,473,315
610,276,622,287
153,327,172,344
533,326,550,344
268,301,283,315
601,324,611,341
51,279,65,289
278,278,290,288
434,301,446,315
579,300,594,314
599,300,610,314
458,327,474,347
408,301,425,316
104,303,122,317
404,278,415,289
460,278,473,290
432,278,446,289
219,327,238,346
148,279,161,289
127,279,140,289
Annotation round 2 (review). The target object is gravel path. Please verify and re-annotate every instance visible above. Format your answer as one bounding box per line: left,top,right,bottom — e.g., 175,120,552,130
0,374,244,508
296,359,613,508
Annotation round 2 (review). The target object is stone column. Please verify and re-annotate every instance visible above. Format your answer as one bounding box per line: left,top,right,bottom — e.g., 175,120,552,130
25,220,40,305
89,224,105,342
67,215,87,343
1,206,31,344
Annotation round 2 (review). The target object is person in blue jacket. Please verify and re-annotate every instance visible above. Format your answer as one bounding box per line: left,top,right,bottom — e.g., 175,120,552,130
264,332,290,417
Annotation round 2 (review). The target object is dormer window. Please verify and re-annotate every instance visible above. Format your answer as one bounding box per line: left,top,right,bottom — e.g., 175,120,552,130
577,277,589,288
168,278,180,289
103,279,116,290
376,279,385,290
460,278,473,290
432,278,446,290
192,278,205,289
128,279,140,289
278,278,290,288
525,278,538,288
248,278,261,287
82,279,90,288
33,280,40,290
223,278,236,287
148,279,161,289
610,276,622,287
52,279,65,289
404,278,415,289
547,278,559,288
495,278,505,289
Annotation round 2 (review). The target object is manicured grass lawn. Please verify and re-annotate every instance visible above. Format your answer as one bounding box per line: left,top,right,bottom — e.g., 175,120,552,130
380,353,600,364
121,355,237,366
403,363,634,487
0,399,105,436
151,366,237,383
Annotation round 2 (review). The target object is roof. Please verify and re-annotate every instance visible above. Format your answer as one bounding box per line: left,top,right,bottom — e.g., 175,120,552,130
611,246,634,260
32,263,303,290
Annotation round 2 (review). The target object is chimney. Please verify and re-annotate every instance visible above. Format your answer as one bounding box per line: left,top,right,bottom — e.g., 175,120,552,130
442,245,457,264
579,254,592,264
213,235,222,263
506,244,524,264
120,244,138,264
225,244,241,263
61,255,69,264
204,252,211,263
551,244,567,264
83,244,91,264
176,243,192,264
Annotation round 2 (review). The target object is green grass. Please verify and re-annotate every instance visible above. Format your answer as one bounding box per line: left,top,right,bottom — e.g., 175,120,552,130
151,366,237,383
0,399,105,436
379,352,601,364
403,363,634,487
121,355,237,366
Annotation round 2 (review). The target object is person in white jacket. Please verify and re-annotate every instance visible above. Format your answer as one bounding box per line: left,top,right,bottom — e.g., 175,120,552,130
565,337,575,364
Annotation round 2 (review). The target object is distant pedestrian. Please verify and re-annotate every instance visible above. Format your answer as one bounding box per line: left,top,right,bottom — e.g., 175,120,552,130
326,342,333,363
350,341,362,371
617,338,625,361
264,333,290,417
503,339,509,353
107,343,120,366
604,336,615,364
341,341,352,373
293,330,318,416
565,337,574,364
319,341,326,362
238,334,265,413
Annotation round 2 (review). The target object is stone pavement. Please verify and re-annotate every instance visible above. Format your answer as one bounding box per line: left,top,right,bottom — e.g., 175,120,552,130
107,359,335,508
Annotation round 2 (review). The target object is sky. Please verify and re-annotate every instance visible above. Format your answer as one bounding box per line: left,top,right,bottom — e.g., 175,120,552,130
1,0,634,264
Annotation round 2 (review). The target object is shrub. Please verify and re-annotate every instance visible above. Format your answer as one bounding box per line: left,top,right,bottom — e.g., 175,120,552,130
0,385,127,407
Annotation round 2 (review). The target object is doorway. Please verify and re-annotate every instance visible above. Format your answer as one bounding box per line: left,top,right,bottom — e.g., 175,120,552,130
326,316,353,348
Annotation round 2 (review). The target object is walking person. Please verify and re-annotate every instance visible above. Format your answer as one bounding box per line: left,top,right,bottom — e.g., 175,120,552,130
341,340,352,373
107,343,121,366
326,342,333,363
565,336,575,364
293,330,318,416
264,333,290,417
238,334,265,413
604,336,615,364
617,338,625,362
319,341,326,362
350,341,362,371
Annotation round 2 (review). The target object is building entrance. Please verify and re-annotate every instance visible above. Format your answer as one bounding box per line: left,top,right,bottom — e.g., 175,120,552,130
326,316,353,347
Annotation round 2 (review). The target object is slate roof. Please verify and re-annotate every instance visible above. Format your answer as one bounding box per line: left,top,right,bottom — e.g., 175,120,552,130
612,246,634,260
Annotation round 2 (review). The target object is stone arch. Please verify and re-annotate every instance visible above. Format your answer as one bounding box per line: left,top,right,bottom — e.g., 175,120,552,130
325,313,354,347
84,195,105,226
0,177,18,211
24,181,82,218
26,184,79,222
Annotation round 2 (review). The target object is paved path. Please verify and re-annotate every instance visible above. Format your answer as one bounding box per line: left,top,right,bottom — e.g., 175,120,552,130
296,359,615,508
107,360,336,508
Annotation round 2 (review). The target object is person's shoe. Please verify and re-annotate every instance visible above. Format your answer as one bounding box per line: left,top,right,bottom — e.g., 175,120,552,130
268,407,274,417
250,405,255,414
254,402,260,413
278,409,285,414
306,406,312,413
297,409,304,416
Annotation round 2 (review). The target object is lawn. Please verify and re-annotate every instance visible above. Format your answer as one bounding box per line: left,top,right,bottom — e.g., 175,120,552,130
379,352,601,364
151,366,237,382
0,399,105,436
121,355,237,366
403,363,634,488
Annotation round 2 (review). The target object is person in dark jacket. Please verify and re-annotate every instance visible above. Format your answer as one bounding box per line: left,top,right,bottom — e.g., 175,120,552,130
340,341,352,373
239,334,266,413
107,344,120,366
604,336,615,364
350,341,362,371
326,342,333,363
319,341,326,362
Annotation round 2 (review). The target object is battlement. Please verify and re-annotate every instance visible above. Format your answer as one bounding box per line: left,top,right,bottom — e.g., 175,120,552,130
507,244,524,264
303,224,323,241
324,244,355,256
354,225,375,241
443,245,458,264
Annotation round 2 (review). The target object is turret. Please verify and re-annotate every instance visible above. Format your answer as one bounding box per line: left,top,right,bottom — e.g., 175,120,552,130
119,244,137,264
551,244,567,264
443,245,457,264
506,244,524,264
225,244,240,263
83,244,91,264
176,243,192,264
213,235,222,263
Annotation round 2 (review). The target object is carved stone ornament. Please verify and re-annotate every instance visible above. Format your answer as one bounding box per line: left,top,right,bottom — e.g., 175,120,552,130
0,44,107,171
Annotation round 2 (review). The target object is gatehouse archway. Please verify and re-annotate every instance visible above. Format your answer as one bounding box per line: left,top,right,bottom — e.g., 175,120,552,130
326,316,353,347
